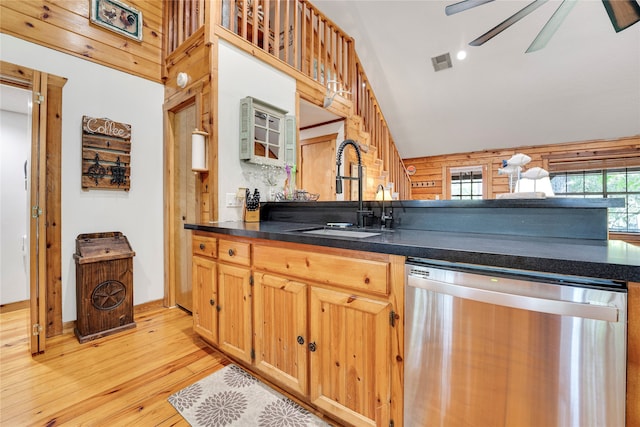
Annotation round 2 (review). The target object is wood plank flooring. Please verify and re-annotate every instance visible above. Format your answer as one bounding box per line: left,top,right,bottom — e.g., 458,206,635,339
0,305,229,426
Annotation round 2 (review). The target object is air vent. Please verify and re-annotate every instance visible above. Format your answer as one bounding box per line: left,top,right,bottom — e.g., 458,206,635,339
431,53,452,72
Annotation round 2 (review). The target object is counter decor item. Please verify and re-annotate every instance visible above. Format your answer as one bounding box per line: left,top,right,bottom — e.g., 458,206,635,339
275,189,319,202
244,188,260,222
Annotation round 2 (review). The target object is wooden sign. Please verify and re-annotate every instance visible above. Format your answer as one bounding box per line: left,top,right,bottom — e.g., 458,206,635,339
82,116,131,191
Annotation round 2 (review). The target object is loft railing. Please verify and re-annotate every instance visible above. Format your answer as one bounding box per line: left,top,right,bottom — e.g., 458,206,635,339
164,0,411,199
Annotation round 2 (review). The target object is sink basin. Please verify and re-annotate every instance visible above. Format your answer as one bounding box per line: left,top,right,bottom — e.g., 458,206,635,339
292,227,381,238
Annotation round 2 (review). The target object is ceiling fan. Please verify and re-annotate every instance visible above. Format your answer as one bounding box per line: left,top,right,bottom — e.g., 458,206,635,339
446,0,640,52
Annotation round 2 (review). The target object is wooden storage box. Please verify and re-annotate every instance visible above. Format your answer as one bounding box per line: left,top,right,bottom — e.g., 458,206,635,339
73,232,136,343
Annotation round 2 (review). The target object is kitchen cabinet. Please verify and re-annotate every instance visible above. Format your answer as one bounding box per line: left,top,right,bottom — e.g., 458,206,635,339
217,263,252,363
309,286,392,426
253,243,403,427
191,233,404,427
192,233,217,343
253,273,308,396
191,233,252,363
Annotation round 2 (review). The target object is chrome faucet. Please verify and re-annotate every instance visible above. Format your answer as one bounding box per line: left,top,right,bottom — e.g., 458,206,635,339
336,139,372,228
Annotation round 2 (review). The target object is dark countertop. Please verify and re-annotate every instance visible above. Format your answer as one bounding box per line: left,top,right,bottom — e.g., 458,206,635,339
185,220,640,282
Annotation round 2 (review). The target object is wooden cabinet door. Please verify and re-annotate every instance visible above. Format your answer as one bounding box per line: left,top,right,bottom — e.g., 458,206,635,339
217,263,253,363
254,273,308,396
309,286,392,427
192,256,217,344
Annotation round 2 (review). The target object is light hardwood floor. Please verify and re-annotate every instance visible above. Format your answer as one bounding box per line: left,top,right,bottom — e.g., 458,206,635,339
0,305,228,426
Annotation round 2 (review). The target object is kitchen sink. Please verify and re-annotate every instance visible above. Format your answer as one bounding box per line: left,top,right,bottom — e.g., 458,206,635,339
290,226,381,238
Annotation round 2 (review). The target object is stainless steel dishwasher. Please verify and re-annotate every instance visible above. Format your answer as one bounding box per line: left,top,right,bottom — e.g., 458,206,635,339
405,258,627,427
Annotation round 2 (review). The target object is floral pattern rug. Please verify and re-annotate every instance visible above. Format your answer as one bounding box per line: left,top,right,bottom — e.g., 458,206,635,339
168,364,330,427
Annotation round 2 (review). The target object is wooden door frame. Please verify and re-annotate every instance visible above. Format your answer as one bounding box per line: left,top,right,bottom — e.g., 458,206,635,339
163,86,203,308
1,61,66,352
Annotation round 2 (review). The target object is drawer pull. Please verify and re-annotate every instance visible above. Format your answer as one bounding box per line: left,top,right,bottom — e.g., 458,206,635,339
200,243,205,250
297,335,305,345
209,299,215,306
228,248,235,256
308,341,317,352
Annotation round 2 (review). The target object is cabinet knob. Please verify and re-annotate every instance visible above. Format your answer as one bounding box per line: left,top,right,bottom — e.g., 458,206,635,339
228,248,235,256
297,335,305,345
200,243,205,250
308,341,317,352
209,299,215,306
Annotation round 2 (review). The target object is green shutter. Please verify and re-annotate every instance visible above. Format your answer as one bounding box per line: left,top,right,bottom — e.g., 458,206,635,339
239,97,252,160
284,115,296,166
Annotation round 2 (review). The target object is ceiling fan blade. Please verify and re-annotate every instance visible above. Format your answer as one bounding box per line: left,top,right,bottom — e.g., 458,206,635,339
602,0,640,32
469,0,549,46
445,0,494,16
526,0,578,53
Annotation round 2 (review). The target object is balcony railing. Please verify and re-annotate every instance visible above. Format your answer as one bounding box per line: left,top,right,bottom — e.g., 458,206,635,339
165,0,411,199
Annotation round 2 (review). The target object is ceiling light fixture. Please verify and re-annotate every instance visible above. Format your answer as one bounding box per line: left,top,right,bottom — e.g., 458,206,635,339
456,50,467,60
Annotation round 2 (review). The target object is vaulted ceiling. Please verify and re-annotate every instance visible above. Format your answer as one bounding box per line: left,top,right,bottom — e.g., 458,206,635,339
312,0,640,159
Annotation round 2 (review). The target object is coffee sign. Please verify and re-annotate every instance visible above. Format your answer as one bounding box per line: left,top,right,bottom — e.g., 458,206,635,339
81,116,132,191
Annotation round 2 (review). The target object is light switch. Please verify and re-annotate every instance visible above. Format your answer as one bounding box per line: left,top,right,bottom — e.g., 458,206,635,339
226,193,241,207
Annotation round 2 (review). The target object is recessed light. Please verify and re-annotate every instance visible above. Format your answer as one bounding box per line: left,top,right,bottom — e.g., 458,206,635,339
457,50,467,60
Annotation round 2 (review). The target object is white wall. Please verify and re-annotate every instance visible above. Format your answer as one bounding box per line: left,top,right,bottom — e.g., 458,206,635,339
0,34,165,322
217,41,296,221
0,109,30,304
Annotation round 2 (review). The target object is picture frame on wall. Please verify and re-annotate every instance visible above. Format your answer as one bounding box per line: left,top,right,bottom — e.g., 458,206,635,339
90,0,143,41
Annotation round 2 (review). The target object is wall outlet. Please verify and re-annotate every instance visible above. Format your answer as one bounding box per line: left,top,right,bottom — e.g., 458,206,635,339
226,193,242,207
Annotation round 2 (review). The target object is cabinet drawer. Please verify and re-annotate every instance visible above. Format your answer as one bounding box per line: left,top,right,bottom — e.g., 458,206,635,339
218,239,251,266
192,234,217,258
254,245,389,295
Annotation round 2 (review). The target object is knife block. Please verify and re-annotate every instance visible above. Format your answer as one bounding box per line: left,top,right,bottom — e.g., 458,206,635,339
243,205,260,222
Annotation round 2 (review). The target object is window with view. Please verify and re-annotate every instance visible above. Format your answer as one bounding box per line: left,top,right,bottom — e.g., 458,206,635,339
550,168,640,232
450,167,483,200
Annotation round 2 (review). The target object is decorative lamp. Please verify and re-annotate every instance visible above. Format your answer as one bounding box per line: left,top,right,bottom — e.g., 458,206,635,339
191,129,208,172
375,185,393,201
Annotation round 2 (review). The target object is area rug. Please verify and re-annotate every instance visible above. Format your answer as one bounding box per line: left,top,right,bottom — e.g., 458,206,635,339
169,364,330,426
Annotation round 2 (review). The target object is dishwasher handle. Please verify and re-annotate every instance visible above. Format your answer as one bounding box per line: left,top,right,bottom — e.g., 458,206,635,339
407,274,620,322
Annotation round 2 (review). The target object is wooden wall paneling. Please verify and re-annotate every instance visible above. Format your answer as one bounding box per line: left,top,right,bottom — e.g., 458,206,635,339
0,1,163,82
206,39,218,222
405,136,640,200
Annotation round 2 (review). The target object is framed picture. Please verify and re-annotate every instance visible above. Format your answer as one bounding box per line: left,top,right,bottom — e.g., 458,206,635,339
90,0,143,41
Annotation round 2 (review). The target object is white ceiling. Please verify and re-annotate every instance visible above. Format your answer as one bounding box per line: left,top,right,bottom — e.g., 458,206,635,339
311,0,640,158
3,2,638,160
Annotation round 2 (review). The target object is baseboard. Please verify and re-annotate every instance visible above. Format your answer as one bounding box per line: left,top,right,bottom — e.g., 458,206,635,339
0,300,29,314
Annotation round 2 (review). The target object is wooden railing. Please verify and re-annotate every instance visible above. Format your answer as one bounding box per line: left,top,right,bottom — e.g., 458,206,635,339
165,0,411,199
353,53,411,199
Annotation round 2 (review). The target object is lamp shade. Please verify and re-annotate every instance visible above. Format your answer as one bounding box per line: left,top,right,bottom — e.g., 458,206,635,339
515,176,555,197
191,129,208,172
375,186,393,201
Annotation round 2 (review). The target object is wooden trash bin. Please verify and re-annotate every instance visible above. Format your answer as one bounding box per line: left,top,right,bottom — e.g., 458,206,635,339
74,231,136,343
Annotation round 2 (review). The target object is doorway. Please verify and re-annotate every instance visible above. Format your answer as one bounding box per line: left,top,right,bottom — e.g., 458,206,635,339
173,103,197,311
0,85,32,311
164,90,205,313
1,61,66,354
300,133,338,201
